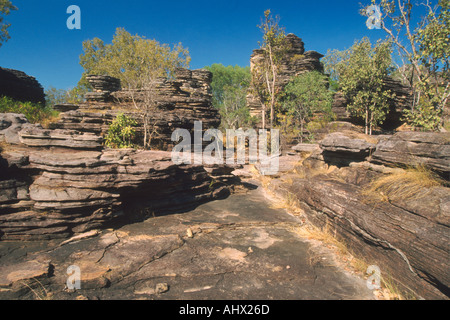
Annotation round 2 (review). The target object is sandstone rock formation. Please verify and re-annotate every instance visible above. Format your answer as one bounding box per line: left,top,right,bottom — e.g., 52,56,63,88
0,113,236,241
320,132,377,167
268,131,450,299
371,132,450,179
246,34,324,124
0,67,45,104
84,75,121,102
50,68,220,150
332,77,414,130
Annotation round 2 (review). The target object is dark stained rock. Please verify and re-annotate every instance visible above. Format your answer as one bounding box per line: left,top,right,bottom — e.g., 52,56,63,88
52,104,80,112
371,132,450,180
332,92,351,122
0,67,45,105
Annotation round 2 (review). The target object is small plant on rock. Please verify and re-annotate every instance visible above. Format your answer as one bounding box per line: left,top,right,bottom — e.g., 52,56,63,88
105,113,138,149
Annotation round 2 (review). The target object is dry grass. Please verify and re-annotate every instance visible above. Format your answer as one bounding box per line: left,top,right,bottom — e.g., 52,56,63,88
363,165,446,203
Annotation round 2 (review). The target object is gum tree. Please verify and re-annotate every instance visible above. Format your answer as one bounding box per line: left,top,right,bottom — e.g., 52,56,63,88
79,28,191,149
336,38,395,135
0,0,17,47
362,0,449,130
251,10,288,129
205,64,254,130
282,71,334,142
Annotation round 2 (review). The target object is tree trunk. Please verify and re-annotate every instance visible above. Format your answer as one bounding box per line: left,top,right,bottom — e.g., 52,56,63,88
261,104,266,130
300,118,304,143
365,108,369,135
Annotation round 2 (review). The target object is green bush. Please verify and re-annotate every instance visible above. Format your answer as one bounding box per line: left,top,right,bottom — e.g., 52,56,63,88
105,113,138,149
0,96,59,125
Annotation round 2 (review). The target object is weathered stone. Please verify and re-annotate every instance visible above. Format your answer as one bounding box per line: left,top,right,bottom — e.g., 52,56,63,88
320,132,377,166
0,146,235,240
19,127,104,150
268,165,450,300
247,34,324,124
0,113,41,145
291,143,321,154
0,67,45,105
52,68,219,150
371,132,450,179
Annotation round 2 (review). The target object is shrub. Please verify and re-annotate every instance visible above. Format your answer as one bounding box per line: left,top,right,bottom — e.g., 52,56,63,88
0,96,59,125
105,113,138,149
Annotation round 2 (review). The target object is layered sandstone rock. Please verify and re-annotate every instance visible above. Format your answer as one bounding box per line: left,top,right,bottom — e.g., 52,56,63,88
247,34,324,123
331,77,414,130
0,114,236,241
0,67,45,104
371,132,450,179
268,131,450,299
50,68,220,150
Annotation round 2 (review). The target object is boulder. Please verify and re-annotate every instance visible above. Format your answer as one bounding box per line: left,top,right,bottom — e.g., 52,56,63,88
320,132,377,166
0,113,41,145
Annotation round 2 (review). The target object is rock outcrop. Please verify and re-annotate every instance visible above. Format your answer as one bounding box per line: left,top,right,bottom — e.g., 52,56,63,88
0,67,45,104
0,114,237,241
371,132,450,179
268,131,450,299
332,77,413,130
84,75,121,102
247,34,324,124
320,132,377,166
50,68,220,150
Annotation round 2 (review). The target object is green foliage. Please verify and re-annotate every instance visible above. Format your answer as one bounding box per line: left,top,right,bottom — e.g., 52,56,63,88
403,102,442,131
252,9,288,128
79,27,191,89
365,0,449,130
0,96,59,125
282,71,334,142
105,113,138,149
205,64,255,129
0,0,17,48
330,38,394,135
45,86,86,106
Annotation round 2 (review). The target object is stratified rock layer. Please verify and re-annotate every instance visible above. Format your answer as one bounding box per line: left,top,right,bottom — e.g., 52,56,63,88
268,131,450,299
371,132,450,179
247,34,324,124
0,113,236,241
0,67,45,104
50,68,220,150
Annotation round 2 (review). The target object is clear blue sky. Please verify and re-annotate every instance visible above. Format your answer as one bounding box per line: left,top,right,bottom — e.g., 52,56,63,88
0,0,389,91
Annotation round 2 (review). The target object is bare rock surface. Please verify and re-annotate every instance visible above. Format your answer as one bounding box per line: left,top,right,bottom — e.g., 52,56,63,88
0,182,375,300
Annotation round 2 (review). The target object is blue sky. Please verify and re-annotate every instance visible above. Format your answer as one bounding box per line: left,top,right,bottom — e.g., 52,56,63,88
0,0,389,90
